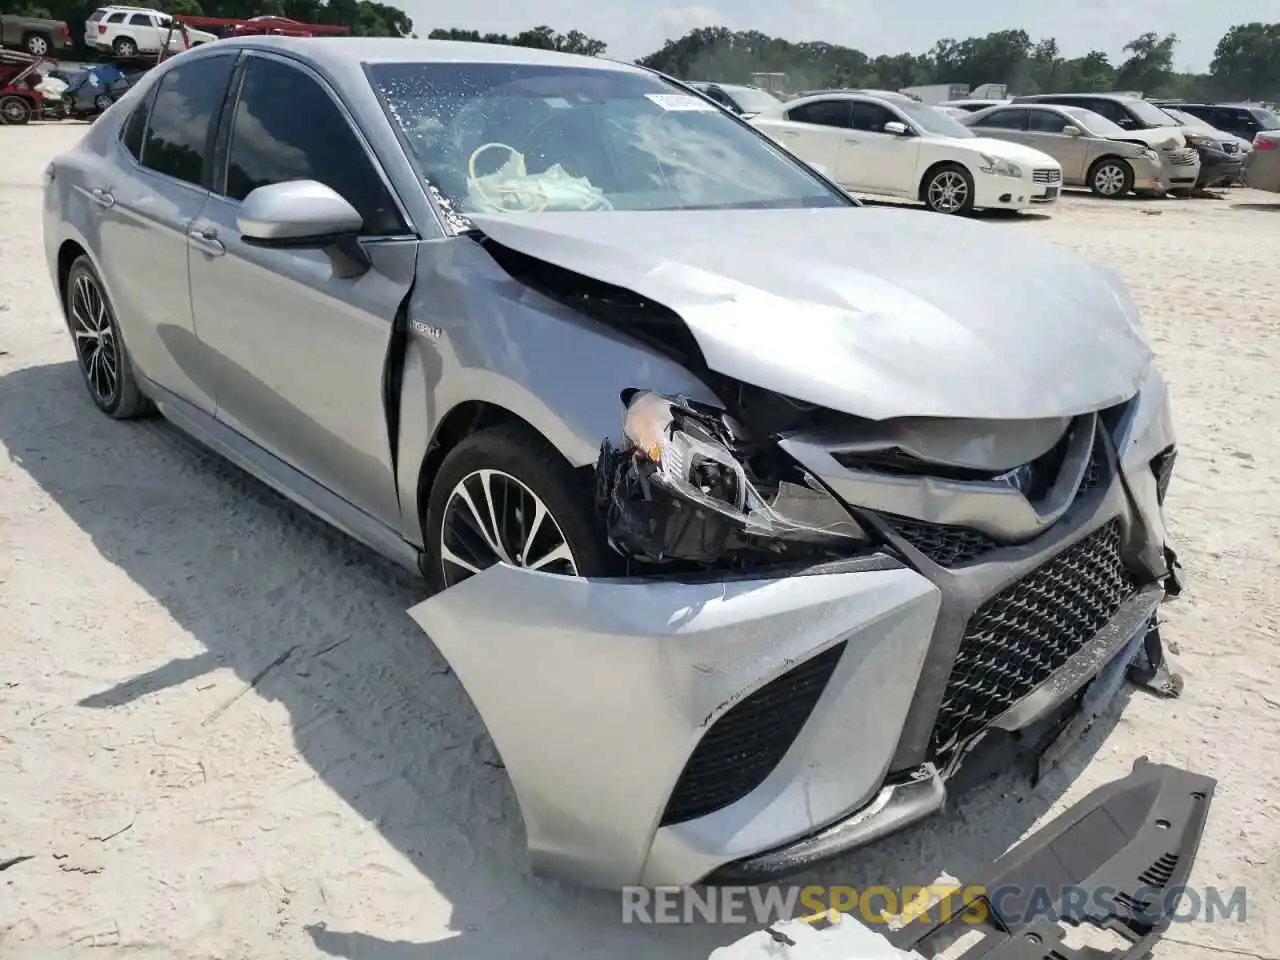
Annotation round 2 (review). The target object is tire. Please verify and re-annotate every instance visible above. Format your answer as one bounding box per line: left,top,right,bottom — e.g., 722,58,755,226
422,424,619,594
1087,158,1134,198
112,36,137,58
922,163,975,215
63,257,150,419
0,96,32,125
24,32,50,56
93,93,113,112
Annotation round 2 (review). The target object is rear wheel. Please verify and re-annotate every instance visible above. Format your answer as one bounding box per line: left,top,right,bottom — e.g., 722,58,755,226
0,96,32,125
422,424,619,594
1087,158,1134,198
64,257,150,419
922,164,975,215
93,93,114,112
112,36,137,58
24,32,50,56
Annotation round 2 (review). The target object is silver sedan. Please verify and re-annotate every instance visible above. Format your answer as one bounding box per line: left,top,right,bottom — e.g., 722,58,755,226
43,36,1183,889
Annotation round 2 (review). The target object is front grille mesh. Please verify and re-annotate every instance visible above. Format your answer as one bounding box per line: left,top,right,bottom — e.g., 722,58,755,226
881,515,998,567
1033,168,1063,184
929,519,1135,768
659,642,845,826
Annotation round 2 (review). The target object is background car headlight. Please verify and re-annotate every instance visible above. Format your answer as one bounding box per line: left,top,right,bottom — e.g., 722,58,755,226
1184,133,1213,149
1144,149,1161,163
978,154,1022,178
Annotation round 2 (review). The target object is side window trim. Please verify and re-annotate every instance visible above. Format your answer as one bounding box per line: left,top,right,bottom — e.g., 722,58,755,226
213,49,415,239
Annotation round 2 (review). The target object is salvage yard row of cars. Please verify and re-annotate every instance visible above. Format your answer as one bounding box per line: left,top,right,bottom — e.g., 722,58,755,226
44,38,1203,941
690,80,1280,209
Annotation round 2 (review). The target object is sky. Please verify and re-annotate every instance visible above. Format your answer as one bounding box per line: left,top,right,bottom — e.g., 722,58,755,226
397,0,1275,74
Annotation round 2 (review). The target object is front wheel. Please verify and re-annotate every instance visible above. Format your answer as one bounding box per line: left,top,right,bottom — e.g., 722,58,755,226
422,424,619,594
63,257,151,419
1088,158,1134,198
922,164,975,215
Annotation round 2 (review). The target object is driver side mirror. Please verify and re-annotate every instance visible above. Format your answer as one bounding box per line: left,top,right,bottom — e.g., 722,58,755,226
883,121,909,136
1062,124,1082,137
237,180,371,277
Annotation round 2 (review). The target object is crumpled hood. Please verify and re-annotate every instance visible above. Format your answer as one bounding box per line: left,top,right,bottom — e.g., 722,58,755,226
469,207,1152,421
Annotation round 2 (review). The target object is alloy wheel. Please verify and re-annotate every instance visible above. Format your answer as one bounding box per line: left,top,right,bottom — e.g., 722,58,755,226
928,171,968,213
27,35,49,56
1094,163,1126,196
439,469,578,588
0,97,31,125
94,93,113,111
115,38,136,57
69,273,119,406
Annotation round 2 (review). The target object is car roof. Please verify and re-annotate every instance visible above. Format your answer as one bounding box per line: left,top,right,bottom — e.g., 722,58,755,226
97,5,163,11
213,35,649,74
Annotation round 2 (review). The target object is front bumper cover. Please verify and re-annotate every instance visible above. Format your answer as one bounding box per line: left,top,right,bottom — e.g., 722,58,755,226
407,374,1181,890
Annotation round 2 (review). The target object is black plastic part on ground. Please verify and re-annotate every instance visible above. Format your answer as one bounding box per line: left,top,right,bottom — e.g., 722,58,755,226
885,757,1216,959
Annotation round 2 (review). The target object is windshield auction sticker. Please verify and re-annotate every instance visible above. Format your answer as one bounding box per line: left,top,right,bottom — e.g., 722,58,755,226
645,93,716,111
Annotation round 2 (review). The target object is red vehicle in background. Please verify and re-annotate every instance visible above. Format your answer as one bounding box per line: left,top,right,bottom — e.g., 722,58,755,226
172,14,350,40
0,49,54,124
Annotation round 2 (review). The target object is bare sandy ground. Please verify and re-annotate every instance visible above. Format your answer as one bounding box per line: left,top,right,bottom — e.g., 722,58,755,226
1,122,1277,960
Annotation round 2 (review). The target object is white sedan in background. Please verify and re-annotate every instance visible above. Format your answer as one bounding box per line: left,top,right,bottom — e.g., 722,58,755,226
751,92,1064,214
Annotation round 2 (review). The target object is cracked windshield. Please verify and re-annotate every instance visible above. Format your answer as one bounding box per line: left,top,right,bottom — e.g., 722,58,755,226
370,63,849,215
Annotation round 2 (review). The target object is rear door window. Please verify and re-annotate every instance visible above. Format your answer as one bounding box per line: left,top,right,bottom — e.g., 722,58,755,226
787,99,852,128
140,55,235,187
127,13,151,25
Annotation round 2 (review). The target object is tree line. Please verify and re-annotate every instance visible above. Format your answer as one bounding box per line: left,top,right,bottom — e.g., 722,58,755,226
5,0,1278,103
431,21,1280,103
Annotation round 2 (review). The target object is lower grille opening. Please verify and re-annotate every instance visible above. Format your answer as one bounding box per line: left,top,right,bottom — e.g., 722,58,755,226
929,519,1136,770
659,642,845,826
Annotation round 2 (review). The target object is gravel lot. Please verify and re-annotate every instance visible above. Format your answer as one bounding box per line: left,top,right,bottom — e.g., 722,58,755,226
1,122,1277,960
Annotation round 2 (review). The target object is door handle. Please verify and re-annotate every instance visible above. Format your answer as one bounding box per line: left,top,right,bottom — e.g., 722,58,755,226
187,225,224,257
89,187,115,209
779,130,798,138
844,138,860,145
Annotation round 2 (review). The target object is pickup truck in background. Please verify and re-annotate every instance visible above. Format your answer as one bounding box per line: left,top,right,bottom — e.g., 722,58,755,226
1,12,73,57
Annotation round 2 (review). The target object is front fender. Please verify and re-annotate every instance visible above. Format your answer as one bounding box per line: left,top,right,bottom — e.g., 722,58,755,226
392,237,720,545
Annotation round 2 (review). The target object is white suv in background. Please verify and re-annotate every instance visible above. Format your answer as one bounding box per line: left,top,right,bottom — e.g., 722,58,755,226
85,6,217,58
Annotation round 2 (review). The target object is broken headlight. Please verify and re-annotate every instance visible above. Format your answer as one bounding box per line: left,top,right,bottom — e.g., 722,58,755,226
595,390,870,566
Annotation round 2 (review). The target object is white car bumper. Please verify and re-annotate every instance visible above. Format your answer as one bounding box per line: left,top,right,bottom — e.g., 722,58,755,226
971,166,1062,210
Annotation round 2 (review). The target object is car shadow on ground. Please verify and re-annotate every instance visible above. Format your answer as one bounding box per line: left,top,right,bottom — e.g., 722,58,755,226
1229,201,1280,212
0,359,1142,960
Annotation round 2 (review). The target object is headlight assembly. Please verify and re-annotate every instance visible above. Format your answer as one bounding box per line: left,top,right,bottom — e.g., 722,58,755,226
978,154,1022,178
596,390,869,566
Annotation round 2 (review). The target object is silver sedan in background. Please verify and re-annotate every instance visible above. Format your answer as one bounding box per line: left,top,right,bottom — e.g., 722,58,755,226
42,37,1182,890
964,102,1167,197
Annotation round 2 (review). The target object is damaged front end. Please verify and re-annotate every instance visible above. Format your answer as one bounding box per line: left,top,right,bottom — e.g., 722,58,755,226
596,389,871,569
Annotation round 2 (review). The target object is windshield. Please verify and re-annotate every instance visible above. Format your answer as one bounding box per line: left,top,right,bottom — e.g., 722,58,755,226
720,85,782,114
1124,98,1180,127
369,62,850,221
1252,108,1280,130
1162,108,1208,130
894,100,975,138
1061,106,1130,139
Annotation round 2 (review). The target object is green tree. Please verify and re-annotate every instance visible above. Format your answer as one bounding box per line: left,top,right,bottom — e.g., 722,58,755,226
1113,31,1177,95
427,24,606,56
1210,22,1280,101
